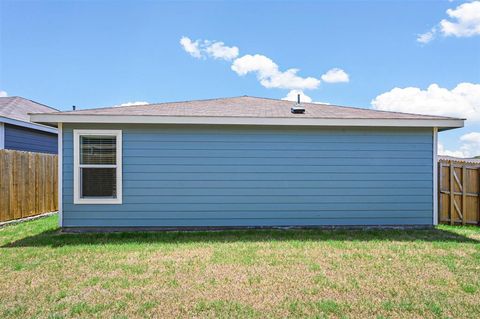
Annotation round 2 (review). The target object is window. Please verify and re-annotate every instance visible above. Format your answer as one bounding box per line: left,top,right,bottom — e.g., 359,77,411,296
74,130,122,204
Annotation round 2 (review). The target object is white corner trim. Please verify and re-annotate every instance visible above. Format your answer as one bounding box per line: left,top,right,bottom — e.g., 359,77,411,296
29,114,464,129
58,123,63,227
0,116,57,133
73,129,123,205
0,123,4,149
433,127,438,226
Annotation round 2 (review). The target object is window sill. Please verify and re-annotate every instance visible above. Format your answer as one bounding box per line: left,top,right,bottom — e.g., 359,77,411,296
74,198,123,205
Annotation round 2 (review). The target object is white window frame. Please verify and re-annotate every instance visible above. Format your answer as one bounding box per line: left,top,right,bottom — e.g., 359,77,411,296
73,129,122,204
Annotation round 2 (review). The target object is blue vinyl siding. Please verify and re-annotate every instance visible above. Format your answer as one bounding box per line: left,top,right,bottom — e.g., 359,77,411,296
62,124,434,227
4,123,57,154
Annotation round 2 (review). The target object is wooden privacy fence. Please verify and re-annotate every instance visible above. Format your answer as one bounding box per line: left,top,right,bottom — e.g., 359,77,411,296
439,157,480,225
0,150,58,223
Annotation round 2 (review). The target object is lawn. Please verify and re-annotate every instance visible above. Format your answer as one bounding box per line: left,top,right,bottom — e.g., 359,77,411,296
0,215,479,318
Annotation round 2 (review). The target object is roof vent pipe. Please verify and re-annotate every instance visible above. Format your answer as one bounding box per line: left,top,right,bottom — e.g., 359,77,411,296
291,94,305,114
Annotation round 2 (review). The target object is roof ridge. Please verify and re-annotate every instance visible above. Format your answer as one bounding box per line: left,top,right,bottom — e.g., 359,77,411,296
59,95,248,113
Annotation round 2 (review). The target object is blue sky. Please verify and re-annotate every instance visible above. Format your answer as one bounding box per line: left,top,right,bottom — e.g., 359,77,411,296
1,0,479,156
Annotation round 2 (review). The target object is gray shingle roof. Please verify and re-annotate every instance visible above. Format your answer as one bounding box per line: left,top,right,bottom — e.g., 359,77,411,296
35,96,460,120
0,96,58,122
438,155,480,164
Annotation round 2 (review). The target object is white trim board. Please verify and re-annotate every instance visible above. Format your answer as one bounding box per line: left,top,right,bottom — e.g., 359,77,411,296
58,123,63,227
0,123,4,149
433,127,438,226
30,114,464,129
0,116,57,133
73,129,123,205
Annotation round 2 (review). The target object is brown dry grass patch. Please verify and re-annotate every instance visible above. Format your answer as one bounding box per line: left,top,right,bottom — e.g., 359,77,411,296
0,216,479,318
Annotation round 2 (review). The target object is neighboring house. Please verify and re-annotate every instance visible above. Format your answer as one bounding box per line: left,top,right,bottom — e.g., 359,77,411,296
31,96,464,229
438,155,480,165
0,96,58,153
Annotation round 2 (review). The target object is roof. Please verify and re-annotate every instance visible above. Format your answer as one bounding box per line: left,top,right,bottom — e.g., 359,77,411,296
438,155,480,165
30,96,464,130
0,96,58,133
0,96,58,122
32,96,458,119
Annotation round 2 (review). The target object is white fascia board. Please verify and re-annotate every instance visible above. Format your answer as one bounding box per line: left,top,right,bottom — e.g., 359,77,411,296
0,123,4,149
433,127,438,226
0,116,58,133
29,114,464,129
58,123,63,227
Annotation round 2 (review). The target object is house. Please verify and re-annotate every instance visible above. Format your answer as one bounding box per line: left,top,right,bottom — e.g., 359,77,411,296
0,96,58,153
30,96,464,229
437,155,480,165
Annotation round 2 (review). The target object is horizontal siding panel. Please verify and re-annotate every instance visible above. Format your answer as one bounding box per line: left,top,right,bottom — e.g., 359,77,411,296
63,164,432,173
63,172,432,181
119,149,432,158
63,156,433,166
63,187,432,196
121,180,433,188
62,124,433,227
63,135,432,145
63,202,432,212
64,179,432,188
62,195,431,204
63,126,432,137
62,125,432,135
63,218,433,227
6,133,56,143
63,148,433,158
6,143,54,153
64,211,432,220
63,141,432,151
122,172,431,181
5,124,57,154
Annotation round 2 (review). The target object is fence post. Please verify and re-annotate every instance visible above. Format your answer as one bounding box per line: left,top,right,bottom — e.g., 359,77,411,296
462,166,466,225
449,163,454,225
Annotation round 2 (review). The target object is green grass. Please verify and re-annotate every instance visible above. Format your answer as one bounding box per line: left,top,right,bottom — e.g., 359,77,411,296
0,215,479,318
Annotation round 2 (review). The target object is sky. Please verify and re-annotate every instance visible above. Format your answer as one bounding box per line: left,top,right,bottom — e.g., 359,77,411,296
1,0,479,157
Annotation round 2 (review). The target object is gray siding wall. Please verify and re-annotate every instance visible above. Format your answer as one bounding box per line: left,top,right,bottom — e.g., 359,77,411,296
4,123,57,154
62,124,434,227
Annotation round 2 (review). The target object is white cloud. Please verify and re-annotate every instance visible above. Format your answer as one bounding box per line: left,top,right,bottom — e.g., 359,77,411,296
231,54,277,77
440,1,480,37
231,54,321,90
179,36,202,58
438,142,468,157
205,41,239,60
0,90,7,97
417,1,480,42
282,90,313,103
461,131,480,143
181,36,349,95
438,132,480,157
417,27,437,43
113,101,149,107
321,68,350,83
180,36,239,60
371,82,480,121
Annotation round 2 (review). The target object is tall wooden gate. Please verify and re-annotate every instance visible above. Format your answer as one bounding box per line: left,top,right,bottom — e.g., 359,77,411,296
438,157,480,225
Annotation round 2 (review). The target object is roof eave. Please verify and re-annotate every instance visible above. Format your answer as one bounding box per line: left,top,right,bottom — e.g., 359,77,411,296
30,114,464,130
0,116,58,133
